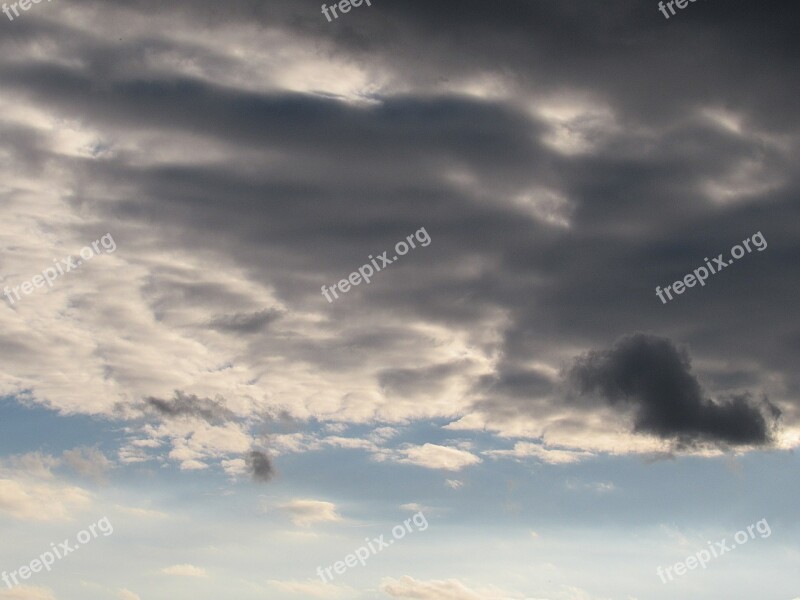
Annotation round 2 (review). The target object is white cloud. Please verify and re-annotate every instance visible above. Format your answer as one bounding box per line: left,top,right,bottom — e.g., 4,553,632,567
322,436,379,451
397,444,482,471
277,499,342,527
445,479,463,489
381,576,519,600
323,423,348,434
116,590,141,600
0,453,92,522
129,439,162,448
368,427,401,442
177,459,208,471
564,480,615,494
139,419,256,471
269,433,320,455
0,587,57,600
113,504,169,519
0,453,59,480
381,576,482,600
485,442,595,465
221,457,248,477
267,580,355,598
161,564,208,578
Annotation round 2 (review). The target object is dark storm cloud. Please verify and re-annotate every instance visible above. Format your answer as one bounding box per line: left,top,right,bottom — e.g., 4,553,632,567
144,391,235,424
567,333,780,447
247,450,275,483
316,0,800,132
0,65,545,185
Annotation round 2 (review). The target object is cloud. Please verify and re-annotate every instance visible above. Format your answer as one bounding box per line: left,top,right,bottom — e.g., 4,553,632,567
267,580,355,598
0,479,90,521
380,576,517,600
567,333,781,448
0,1,797,598
221,457,247,478
0,587,57,600
246,450,275,483
397,444,482,471
113,504,169,519
207,308,281,334
61,447,114,482
116,591,141,600
564,479,615,494
0,0,795,490
128,417,254,472
161,564,208,578
0,453,59,480
277,499,342,527
485,442,595,465
143,390,235,424
2,447,113,484
381,576,482,600
400,502,429,512
378,362,467,397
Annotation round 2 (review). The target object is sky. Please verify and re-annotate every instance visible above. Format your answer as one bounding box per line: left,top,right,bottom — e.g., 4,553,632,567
0,0,799,599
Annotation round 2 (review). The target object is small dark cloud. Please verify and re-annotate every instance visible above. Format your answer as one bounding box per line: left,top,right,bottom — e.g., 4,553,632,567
144,390,235,424
207,309,282,335
567,333,780,448
247,450,275,483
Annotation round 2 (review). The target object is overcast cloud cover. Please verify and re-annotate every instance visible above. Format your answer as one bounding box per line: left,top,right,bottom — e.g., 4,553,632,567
1,0,799,599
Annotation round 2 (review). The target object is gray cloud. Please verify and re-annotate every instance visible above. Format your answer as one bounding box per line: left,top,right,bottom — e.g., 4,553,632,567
247,450,275,483
378,361,468,397
567,333,781,448
61,447,114,483
144,391,235,425
207,309,282,335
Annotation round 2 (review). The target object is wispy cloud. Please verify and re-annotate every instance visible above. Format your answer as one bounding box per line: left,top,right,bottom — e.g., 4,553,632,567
161,565,208,578
276,499,342,527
